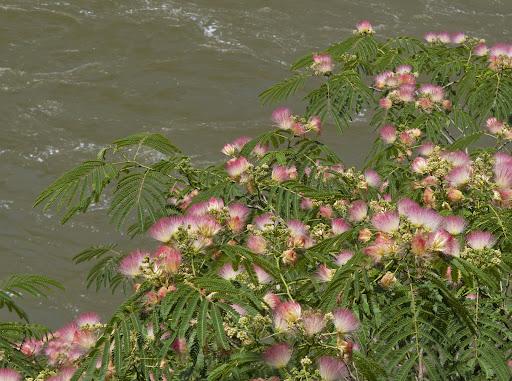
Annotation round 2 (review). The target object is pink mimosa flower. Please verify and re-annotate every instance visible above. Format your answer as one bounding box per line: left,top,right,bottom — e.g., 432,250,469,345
445,165,471,187
247,235,267,254
443,215,466,235
418,142,435,156
149,216,183,242
473,43,488,56
272,165,289,183
411,157,428,174
262,343,292,368
228,203,250,232
272,107,294,130
317,356,348,381
364,169,381,188
442,150,470,166
252,143,269,157
263,292,281,309
46,368,77,381
332,218,351,235
356,20,374,34
466,231,495,250
75,312,100,328
319,205,334,219
424,32,437,43
371,211,400,233
119,250,149,277
332,308,359,333
231,304,247,316
302,311,326,336
253,264,273,284
276,301,302,323
300,197,314,210
374,71,393,89
225,156,251,178
316,264,335,282
218,263,244,280
156,246,182,273
379,124,397,144
348,200,368,222
379,97,392,109
172,338,187,354
335,250,354,266
419,84,444,102
312,53,334,74
0,369,21,381
438,32,451,43
451,32,466,44
308,116,322,134
486,117,505,134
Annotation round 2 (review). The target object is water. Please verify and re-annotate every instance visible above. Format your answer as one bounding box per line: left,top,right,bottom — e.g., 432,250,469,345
1,0,511,328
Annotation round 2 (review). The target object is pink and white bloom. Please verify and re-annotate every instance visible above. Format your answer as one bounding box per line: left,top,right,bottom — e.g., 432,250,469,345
228,203,250,232
119,250,149,277
364,169,381,188
419,84,444,102
411,157,428,174
308,116,322,134
253,264,273,284
335,250,354,266
302,311,326,335
316,264,335,282
371,211,400,233
466,231,495,250
312,53,334,74
348,200,368,222
445,165,471,187
262,343,292,368
276,301,302,323
75,312,101,328
272,107,294,130
451,32,466,44
418,142,435,156
300,197,314,210
156,246,182,273
405,205,442,231
317,356,348,381
379,124,397,144
263,292,281,309
246,235,267,254
253,213,276,231
473,43,488,56
149,216,183,242
0,369,21,381
332,218,351,235
46,368,76,381
218,263,244,280
356,20,374,34
443,215,466,235
225,156,251,178
332,308,359,333
486,117,505,134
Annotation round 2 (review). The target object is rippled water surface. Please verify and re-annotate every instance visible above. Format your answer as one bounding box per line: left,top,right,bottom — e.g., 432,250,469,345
1,0,512,327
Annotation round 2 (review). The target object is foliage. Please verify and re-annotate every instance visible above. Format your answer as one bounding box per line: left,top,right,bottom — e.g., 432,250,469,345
2,22,512,381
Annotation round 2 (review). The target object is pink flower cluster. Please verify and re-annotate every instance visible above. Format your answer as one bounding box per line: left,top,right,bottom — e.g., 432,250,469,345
424,32,466,44
311,53,334,75
375,65,450,112
271,107,322,136
473,43,512,71
486,117,512,139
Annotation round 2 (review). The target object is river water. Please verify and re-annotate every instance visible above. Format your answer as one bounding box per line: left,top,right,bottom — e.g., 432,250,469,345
1,0,511,328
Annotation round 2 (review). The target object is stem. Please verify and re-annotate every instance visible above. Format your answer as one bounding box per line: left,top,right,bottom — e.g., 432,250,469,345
407,266,424,380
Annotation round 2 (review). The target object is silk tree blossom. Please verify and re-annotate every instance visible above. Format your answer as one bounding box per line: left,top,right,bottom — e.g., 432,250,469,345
302,311,326,335
348,200,368,222
319,205,334,219
300,197,314,210
221,136,250,156
418,142,435,156
308,116,322,134
443,215,466,235
312,53,334,74
332,308,359,333
332,218,351,235
276,300,302,323
246,235,267,254
364,169,381,188
379,97,392,109
119,250,149,277
371,211,400,233
149,216,183,242
272,107,294,130
226,156,251,178
335,250,354,265
445,165,471,187
253,213,276,231
411,157,428,174
263,292,281,309
287,219,314,248
451,32,466,44
75,312,101,328
272,165,297,183
252,143,269,157
228,203,250,232
427,229,457,255
262,343,292,368
156,246,182,273
218,263,244,280
253,264,273,284
379,124,397,144
442,150,470,167
466,231,496,250
355,20,374,34
0,369,21,381
19,338,43,356
486,117,505,134
316,264,335,282
473,42,488,56
317,356,348,381
404,205,442,231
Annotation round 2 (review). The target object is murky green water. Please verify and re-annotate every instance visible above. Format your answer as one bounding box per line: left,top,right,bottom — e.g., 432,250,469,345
1,0,511,327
